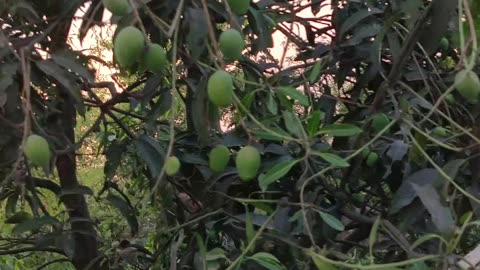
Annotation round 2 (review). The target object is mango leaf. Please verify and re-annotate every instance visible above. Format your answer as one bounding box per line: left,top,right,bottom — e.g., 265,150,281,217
307,249,338,270
338,8,383,38
206,248,227,261
411,183,455,234
13,216,60,235
259,159,300,191
312,151,349,168
266,93,278,114
390,168,446,214
439,159,466,182
252,127,290,142
134,135,165,179
245,207,255,252
316,210,345,231
307,111,324,138
106,193,139,236
52,53,94,82
194,233,207,270
185,8,208,60
309,60,324,83
282,111,304,138
316,123,362,137
248,252,286,270
35,60,85,115
277,86,309,106
248,9,274,52
104,141,127,180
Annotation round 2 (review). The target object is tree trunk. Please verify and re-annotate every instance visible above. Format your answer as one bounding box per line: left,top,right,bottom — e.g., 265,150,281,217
47,4,102,268
55,94,101,269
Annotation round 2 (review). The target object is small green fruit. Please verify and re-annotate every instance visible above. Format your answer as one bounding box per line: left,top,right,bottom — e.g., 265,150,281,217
165,156,180,176
366,152,378,167
432,126,448,137
371,113,390,133
361,147,371,158
209,145,230,173
445,93,455,104
114,26,145,67
24,134,50,167
207,70,234,107
144,43,168,74
228,0,251,15
219,29,245,61
439,37,449,51
455,69,480,103
103,0,130,16
236,146,261,181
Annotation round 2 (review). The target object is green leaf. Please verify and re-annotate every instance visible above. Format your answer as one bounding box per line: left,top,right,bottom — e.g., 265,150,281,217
35,60,85,115
338,8,383,38
245,206,255,252
104,141,127,180
13,216,60,235
266,93,278,114
316,123,362,137
317,211,345,231
312,152,350,168
309,61,323,83
52,53,94,82
206,248,227,261
282,111,304,138
194,233,207,270
277,86,309,106
185,8,208,60
248,252,286,270
252,127,290,142
411,183,455,234
134,135,165,179
307,250,338,270
107,193,139,236
307,111,323,138
259,159,300,191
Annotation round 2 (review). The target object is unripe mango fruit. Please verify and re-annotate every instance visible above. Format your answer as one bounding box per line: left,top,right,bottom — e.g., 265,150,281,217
103,0,130,16
228,0,251,15
236,146,261,181
445,93,455,104
207,70,234,107
219,29,245,61
114,26,145,67
144,43,168,74
165,156,180,176
439,37,449,51
371,113,390,133
24,134,50,168
455,69,480,103
361,147,371,158
432,126,448,137
209,145,230,173
366,152,378,167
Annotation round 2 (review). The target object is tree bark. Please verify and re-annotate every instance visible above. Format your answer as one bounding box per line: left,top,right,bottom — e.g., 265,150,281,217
47,2,102,268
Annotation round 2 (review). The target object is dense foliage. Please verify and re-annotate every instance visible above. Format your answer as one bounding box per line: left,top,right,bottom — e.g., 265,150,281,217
1,0,480,269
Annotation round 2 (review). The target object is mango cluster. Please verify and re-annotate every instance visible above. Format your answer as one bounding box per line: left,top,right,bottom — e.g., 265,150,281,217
208,144,261,181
